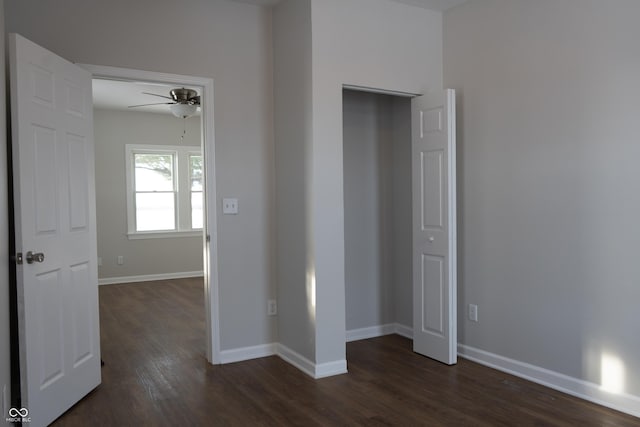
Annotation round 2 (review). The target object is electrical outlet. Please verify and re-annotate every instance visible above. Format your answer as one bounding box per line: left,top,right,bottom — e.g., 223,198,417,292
267,299,277,316
117,256,124,265
468,304,478,322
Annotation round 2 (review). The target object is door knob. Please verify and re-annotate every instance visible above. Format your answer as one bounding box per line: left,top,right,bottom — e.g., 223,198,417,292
428,236,435,242
26,251,45,264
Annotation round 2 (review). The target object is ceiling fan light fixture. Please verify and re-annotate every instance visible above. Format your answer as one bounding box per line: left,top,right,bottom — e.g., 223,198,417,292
170,103,198,118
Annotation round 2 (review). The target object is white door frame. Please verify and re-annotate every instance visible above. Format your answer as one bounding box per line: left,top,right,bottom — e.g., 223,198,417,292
340,84,457,358
79,64,221,363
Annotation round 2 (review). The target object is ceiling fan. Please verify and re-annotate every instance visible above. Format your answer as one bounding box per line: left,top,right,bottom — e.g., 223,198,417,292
128,87,200,118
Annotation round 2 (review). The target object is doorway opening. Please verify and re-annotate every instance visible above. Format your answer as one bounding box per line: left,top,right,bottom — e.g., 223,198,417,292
342,86,458,365
342,88,414,344
83,65,221,363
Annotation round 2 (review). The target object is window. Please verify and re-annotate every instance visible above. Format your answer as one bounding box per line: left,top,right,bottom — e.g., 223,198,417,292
134,152,176,231
126,145,203,238
190,154,203,230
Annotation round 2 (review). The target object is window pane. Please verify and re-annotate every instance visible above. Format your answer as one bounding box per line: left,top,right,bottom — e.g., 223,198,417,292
136,193,175,231
135,153,174,191
191,191,203,229
190,155,203,191
191,178,203,192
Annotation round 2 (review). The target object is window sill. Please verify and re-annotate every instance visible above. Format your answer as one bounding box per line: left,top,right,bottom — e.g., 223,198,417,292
127,230,203,240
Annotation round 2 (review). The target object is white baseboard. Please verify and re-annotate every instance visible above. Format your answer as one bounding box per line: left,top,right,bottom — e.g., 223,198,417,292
277,344,347,379
458,344,640,419
219,342,347,379
316,359,348,379
346,324,396,342
346,323,413,342
98,271,204,285
394,323,413,339
220,343,277,364
276,344,317,378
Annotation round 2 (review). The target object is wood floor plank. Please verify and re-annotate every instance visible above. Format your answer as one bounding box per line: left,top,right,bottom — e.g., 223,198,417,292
51,278,639,426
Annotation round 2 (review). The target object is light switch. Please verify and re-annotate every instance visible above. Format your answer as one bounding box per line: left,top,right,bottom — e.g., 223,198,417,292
223,198,239,215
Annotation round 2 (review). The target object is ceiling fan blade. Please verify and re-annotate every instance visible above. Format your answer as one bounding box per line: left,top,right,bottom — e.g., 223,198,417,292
190,95,201,105
128,102,175,108
142,92,174,100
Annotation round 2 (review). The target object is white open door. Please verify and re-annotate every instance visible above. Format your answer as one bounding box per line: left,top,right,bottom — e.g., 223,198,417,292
412,89,457,365
9,34,101,426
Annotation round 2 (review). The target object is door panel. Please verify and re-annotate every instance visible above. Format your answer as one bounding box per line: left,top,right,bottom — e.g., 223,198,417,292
421,254,444,336
36,269,64,388
421,149,444,230
412,89,457,365
67,135,90,230
70,262,94,366
10,33,100,427
33,126,60,234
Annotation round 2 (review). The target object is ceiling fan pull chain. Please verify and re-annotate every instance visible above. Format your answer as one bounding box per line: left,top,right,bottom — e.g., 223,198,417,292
181,117,187,142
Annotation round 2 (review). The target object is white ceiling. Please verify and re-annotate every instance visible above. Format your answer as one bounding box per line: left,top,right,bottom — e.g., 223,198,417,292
229,0,469,11
92,79,201,116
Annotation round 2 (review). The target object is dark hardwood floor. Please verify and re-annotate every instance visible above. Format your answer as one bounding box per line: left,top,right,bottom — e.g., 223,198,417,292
52,278,639,426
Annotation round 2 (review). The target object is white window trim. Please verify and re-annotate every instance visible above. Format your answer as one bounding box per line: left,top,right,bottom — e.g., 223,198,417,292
127,230,202,240
125,144,202,239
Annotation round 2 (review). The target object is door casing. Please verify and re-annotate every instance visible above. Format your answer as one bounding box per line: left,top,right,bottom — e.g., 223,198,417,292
80,64,221,363
340,85,457,362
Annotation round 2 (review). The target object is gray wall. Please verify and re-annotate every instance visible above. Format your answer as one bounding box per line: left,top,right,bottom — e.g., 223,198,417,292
343,90,412,331
272,0,443,366
390,96,413,328
94,109,203,280
310,0,442,364
445,0,640,397
5,0,276,351
273,0,314,360
0,0,12,422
